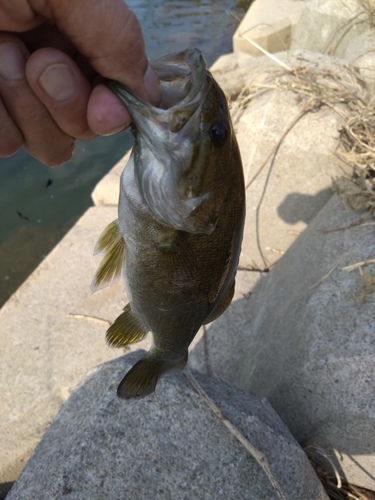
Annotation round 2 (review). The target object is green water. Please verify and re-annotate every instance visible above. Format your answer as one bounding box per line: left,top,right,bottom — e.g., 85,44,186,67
0,0,251,306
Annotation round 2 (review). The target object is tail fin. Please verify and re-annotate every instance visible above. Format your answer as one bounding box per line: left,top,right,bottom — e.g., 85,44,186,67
117,352,187,400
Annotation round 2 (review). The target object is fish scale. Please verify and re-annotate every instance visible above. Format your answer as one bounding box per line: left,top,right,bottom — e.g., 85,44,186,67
92,48,245,400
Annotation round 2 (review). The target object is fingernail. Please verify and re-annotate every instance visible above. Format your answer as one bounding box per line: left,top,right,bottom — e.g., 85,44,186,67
39,63,77,102
143,64,162,106
102,124,127,136
0,43,26,80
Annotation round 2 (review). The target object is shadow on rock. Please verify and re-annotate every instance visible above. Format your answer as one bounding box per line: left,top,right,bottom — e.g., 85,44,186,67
277,188,334,224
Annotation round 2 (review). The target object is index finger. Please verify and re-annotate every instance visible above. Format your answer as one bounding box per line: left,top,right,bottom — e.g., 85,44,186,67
28,0,160,103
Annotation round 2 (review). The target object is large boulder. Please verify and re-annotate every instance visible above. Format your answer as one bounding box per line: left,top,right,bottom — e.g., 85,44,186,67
191,194,375,490
7,352,328,500
290,0,373,57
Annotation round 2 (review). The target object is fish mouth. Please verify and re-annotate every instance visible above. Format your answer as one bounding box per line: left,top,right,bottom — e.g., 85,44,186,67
107,49,217,234
106,48,211,134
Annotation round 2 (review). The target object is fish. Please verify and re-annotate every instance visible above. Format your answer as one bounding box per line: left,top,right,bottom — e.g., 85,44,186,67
92,48,245,400
16,210,31,221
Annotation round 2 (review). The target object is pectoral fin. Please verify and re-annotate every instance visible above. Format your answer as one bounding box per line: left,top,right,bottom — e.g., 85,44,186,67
117,352,188,400
91,219,126,292
106,304,148,347
204,280,235,324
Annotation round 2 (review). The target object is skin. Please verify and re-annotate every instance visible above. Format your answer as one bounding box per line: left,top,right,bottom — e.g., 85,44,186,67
0,0,161,166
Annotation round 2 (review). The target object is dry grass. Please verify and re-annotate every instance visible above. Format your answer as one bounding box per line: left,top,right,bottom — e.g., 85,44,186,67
305,447,375,499
359,0,375,28
310,461,375,499
230,42,375,213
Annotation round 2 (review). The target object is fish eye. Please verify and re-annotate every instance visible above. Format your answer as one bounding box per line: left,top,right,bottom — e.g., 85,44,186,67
210,122,229,147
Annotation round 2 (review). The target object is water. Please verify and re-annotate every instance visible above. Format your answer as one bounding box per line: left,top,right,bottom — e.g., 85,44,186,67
0,0,251,306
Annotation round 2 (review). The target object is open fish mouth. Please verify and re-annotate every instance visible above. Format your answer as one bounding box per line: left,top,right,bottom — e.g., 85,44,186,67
106,48,211,135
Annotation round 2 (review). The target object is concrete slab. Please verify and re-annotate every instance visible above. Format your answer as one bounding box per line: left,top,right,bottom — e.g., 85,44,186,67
233,0,304,55
0,206,151,483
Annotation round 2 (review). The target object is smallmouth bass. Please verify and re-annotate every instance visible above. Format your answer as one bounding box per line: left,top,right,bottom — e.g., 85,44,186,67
92,48,245,399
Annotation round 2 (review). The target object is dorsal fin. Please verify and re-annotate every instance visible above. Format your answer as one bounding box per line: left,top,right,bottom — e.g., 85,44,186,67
91,219,126,292
106,304,148,347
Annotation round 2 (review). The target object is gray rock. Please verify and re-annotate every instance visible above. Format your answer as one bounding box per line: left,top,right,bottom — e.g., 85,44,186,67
290,0,373,57
210,51,293,98
210,52,264,98
229,51,359,269
7,352,328,500
344,30,375,93
191,194,375,490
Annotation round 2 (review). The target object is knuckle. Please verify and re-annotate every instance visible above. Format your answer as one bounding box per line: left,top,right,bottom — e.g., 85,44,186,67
43,139,76,167
0,134,23,157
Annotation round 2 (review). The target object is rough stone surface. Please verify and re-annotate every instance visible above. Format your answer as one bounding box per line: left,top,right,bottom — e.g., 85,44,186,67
290,0,373,57
191,195,375,490
91,150,131,207
0,206,151,483
7,352,328,500
344,30,375,93
210,51,274,97
233,0,304,55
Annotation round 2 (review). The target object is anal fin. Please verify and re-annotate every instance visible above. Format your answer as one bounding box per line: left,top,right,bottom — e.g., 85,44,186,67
91,219,126,292
106,304,148,347
117,352,188,400
204,280,235,325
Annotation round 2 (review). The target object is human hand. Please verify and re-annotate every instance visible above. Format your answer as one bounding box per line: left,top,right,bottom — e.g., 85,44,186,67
0,0,161,166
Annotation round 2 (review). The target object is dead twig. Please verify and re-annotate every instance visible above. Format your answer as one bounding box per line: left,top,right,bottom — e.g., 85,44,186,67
342,258,375,272
317,217,369,233
68,313,112,327
308,264,338,289
265,247,285,255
